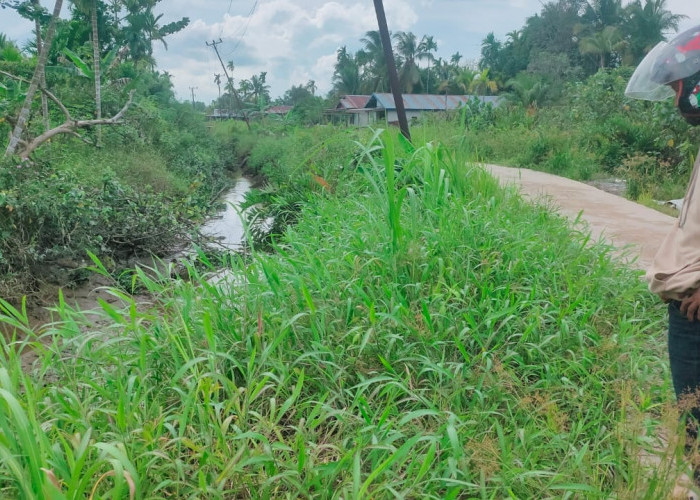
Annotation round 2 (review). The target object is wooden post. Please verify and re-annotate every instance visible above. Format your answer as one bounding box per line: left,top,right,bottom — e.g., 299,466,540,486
372,0,411,143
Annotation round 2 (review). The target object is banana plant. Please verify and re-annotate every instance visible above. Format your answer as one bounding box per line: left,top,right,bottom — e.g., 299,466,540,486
0,79,25,116
61,47,116,80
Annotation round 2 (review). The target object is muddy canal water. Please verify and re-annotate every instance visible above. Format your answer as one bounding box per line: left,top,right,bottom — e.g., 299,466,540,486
16,175,253,348
201,175,253,250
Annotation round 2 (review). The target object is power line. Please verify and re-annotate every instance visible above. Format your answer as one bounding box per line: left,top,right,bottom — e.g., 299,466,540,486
206,39,251,130
225,0,259,57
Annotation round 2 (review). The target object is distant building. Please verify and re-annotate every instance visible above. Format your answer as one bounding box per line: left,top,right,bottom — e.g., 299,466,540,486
266,105,293,116
364,93,503,124
325,95,372,126
206,108,247,121
327,93,503,126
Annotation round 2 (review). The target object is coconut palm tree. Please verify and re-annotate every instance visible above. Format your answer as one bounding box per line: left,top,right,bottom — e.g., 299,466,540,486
418,34,437,93
479,32,502,73
306,79,316,96
584,0,624,29
122,2,189,67
238,78,251,99
505,72,549,109
393,31,421,93
579,25,626,68
625,0,687,62
214,73,221,99
250,72,270,105
470,68,499,95
332,46,362,95
358,30,388,92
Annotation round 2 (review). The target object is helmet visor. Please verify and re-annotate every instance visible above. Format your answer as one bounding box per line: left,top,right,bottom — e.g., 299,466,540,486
625,42,677,101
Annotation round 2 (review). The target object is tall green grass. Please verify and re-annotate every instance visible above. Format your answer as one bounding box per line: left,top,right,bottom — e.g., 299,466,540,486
0,129,678,498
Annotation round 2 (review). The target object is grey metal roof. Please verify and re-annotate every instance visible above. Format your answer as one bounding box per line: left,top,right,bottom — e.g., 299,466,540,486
365,93,503,110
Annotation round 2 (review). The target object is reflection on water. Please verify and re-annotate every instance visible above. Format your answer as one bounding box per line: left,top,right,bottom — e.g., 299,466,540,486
201,176,253,249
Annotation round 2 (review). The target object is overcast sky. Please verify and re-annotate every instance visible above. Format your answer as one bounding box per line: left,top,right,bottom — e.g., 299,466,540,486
1,0,698,103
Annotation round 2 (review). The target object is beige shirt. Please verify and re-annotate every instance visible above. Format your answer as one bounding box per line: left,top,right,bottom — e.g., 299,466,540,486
647,147,700,300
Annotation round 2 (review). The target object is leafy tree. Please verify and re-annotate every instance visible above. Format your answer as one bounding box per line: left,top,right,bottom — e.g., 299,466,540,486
579,25,626,68
120,0,189,68
331,46,362,96
394,31,423,93
281,83,312,106
358,30,388,93
418,34,437,93
0,34,22,62
624,0,686,62
71,0,103,144
5,0,63,157
214,72,221,99
523,0,589,74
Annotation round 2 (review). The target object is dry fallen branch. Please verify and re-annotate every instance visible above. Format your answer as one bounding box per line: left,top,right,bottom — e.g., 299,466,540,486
1,70,135,159
18,90,135,159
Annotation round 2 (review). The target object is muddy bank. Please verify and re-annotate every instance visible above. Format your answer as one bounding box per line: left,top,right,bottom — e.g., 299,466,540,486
3,174,255,367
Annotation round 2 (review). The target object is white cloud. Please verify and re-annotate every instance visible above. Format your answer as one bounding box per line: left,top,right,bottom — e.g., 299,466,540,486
1,0,699,104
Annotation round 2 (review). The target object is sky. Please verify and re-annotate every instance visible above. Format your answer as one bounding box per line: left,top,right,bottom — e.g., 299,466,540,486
1,0,698,104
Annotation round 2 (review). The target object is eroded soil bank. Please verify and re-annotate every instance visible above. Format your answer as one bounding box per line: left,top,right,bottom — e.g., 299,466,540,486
5,174,255,369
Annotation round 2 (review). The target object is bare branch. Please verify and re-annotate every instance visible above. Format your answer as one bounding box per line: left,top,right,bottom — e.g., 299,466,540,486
0,70,72,121
18,91,136,159
69,131,94,146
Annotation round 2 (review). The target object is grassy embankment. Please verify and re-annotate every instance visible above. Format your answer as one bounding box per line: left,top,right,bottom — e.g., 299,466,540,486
0,123,681,498
433,69,700,205
0,95,235,299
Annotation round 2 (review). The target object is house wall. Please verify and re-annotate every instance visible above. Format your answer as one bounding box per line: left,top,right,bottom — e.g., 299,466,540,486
354,112,371,127
387,111,422,123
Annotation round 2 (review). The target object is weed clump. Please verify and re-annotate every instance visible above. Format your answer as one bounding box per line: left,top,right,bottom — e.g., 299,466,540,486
0,129,675,498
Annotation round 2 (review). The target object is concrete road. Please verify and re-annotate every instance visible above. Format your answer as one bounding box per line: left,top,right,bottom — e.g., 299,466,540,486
486,164,676,271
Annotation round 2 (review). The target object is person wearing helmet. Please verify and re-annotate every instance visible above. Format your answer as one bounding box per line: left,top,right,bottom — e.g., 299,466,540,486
626,25,700,439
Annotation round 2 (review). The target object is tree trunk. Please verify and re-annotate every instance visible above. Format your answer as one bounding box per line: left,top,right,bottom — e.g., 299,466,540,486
33,0,50,132
5,0,63,158
92,0,102,146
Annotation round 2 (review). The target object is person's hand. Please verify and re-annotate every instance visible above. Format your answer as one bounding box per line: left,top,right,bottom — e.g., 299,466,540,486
680,288,700,321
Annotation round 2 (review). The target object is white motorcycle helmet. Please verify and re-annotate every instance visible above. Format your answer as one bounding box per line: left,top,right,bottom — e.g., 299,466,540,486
626,25,700,124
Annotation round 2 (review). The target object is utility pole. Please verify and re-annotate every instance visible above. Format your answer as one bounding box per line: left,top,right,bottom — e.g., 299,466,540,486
372,0,411,143
206,39,251,130
189,86,197,109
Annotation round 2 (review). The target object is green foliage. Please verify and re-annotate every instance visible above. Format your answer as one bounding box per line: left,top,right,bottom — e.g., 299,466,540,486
0,129,675,498
241,125,362,248
0,64,233,297
452,67,700,200
0,157,191,280
478,0,686,85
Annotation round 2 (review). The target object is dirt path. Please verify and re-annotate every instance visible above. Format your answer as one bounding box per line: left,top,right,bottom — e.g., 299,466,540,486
486,164,675,270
